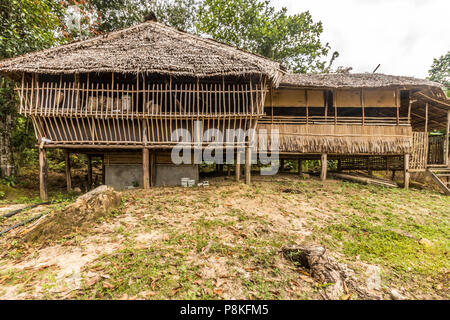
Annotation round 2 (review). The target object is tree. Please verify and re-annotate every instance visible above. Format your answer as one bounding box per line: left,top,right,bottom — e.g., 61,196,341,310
63,0,199,40
0,0,65,177
197,0,338,73
428,51,449,91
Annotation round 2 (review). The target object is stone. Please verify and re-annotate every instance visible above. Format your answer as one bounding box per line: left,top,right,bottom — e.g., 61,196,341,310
419,238,433,248
390,289,406,300
365,265,381,291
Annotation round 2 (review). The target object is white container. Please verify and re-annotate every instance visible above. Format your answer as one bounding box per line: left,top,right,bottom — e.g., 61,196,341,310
188,180,195,187
181,177,190,187
203,181,210,187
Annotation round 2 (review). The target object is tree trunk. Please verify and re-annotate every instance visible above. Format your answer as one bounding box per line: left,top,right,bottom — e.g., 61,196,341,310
0,113,15,178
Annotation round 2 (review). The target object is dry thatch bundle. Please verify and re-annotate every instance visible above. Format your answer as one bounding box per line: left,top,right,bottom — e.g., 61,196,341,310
0,21,284,85
280,73,444,91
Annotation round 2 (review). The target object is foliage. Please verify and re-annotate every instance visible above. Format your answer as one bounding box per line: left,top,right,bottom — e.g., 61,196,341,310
197,0,338,73
63,0,200,40
428,51,449,89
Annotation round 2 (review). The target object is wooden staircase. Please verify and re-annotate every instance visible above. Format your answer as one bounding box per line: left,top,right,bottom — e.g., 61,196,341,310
427,168,450,195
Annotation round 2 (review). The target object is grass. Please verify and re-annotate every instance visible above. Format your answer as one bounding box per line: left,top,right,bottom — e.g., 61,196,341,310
0,175,449,299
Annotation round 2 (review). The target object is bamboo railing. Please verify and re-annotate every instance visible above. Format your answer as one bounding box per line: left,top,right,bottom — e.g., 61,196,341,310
17,78,268,146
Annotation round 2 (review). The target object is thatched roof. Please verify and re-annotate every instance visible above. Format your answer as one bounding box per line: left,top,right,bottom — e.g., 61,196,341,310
281,73,444,90
0,21,284,84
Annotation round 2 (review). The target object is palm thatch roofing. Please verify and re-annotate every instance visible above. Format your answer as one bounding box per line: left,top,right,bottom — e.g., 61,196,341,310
0,20,284,84
280,73,444,91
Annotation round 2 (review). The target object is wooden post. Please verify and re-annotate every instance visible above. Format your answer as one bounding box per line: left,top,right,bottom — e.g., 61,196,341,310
445,110,450,166
298,159,303,176
404,154,410,189
425,103,429,133
235,152,241,182
87,154,93,190
39,147,48,201
280,159,285,173
227,163,231,176
143,148,150,189
65,151,72,192
102,155,106,185
245,146,251,185
320,153,327,181
150,152,156,187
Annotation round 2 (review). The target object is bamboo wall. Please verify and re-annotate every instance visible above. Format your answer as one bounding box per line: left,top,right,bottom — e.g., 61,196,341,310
18,76,267,147
257,124,413,154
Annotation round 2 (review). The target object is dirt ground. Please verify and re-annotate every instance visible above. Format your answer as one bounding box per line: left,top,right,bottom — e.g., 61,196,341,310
0,174,449,300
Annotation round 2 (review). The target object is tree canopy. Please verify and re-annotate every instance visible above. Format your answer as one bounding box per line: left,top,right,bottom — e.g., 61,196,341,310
428,51,450,89
197,0,338,73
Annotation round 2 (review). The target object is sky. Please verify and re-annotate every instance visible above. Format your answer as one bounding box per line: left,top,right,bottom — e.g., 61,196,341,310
271,0,450,78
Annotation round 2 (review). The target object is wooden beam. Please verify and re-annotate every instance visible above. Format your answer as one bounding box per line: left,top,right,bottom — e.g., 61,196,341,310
404,154,410,189
65,151,72,192
320,153,327,181
143,148,150,189
425,103,429,133
39,147,48,201
245,146,251,185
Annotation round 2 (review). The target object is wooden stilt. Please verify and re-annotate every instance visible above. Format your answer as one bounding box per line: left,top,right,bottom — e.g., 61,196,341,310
65,151,72,192
298,159,303,177
227,163,231,176
87,154,93,190
143,148,150,189
150,152,156,187
280,159,285,173
404,154,410,189
245,146,251,185
320,153,327,181
235,152,241,182
337,159,342,172
39,147,48,201
102,155,106,185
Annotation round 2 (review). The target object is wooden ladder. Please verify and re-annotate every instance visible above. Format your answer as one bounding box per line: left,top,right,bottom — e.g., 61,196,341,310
427,168,450,195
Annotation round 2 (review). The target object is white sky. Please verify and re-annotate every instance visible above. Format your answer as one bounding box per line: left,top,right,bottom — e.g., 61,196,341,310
271,0,450,78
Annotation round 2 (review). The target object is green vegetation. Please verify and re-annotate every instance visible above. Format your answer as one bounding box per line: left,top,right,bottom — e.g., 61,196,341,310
1,177,448,300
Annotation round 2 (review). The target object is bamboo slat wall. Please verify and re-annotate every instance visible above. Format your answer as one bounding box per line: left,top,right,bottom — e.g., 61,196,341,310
17,77,268,147
410,132,428,169
257,124,413,154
